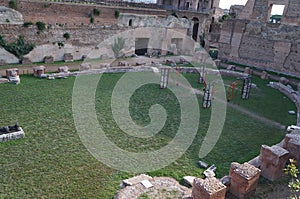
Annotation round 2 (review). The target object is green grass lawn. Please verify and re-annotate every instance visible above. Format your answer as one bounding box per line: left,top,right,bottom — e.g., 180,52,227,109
0,72,296,198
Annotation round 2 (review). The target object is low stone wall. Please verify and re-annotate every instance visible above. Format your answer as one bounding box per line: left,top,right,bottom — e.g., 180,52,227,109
267,82,300,126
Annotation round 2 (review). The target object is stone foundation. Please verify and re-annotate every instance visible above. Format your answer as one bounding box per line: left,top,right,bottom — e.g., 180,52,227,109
192,177,226,199
259,145,289,181
283,133,300,165
229,162,260,199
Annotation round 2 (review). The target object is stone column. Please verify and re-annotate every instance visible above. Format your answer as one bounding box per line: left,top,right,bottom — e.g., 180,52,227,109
283,133,300,165
259,145,289,181
192,177,226,199
229,162,261,199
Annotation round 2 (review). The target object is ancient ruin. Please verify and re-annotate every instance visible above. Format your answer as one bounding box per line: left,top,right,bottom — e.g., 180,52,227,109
192,177,226,199
259,145,289,181
229,162,261,199
213,0,300,77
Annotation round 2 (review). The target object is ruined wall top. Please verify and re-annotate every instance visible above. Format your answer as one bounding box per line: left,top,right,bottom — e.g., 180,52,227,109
230,162,261,180
236,0,299,25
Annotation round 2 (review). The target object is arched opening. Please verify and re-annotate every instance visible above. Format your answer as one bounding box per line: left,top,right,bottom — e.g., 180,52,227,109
128,19,132,26
192,17,199,41
182,16,188,19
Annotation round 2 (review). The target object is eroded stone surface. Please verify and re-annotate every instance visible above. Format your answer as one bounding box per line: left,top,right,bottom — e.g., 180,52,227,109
192,177,226,199
229,162,260,199
259,145,289,181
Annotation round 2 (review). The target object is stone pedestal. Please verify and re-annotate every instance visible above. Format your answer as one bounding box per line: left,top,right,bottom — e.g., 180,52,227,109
33,66,46,77
192,177,226,199
6,68,19,77
259,145,289,181
283,133,300,165
229,162,261,199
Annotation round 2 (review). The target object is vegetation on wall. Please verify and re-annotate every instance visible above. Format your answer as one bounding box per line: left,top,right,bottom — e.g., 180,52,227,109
8,0,18,10
284,159,300,199
63,32,70,40
199,33,205,48
111,37,125,58
23,21,34,27
0,35,35,59
36,21,46,32
93,8,100,16
114,10,120,19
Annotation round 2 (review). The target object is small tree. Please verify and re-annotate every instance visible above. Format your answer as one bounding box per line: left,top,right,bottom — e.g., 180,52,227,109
93,8,100,16
36,21,46,31
284,159,300,199
63,32,70,40
111,37,125,58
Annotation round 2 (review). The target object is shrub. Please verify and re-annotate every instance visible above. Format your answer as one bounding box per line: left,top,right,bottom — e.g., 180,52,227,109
63,32,70,40
23,21,34,27
36,21,46,31
114,10,120,19
6,19,10,23
90,16,94,23
9,0,17,10
93,8,100,16
209,49,219,60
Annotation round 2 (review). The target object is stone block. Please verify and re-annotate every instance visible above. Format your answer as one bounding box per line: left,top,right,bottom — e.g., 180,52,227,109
21,57,31,65
44,56,54,63
259,145,289,181
6,68,19,77
33,66,46,77
283,133,300,165
192,177,226,199
260,71,269,80
229,162,261,199
279,77,289,85
80,63,91,71
58,66,69,73
244,67,253,74
63,53,73,62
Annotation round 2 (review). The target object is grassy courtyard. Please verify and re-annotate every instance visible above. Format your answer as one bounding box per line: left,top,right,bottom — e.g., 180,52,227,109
0,72,297,198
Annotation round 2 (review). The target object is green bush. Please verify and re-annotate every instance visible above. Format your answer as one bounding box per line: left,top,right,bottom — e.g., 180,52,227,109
36,21,46,31
0,35,35,59
114,10,120,19
6,19,10,23
63,32,70,40
90,16,94,23
8,0,18,10
209,49,219,60
93,8,100,16
23,21,34,27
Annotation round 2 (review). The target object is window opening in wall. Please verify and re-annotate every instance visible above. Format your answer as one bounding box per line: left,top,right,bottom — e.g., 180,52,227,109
269,4,285,24
128,19,132,26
